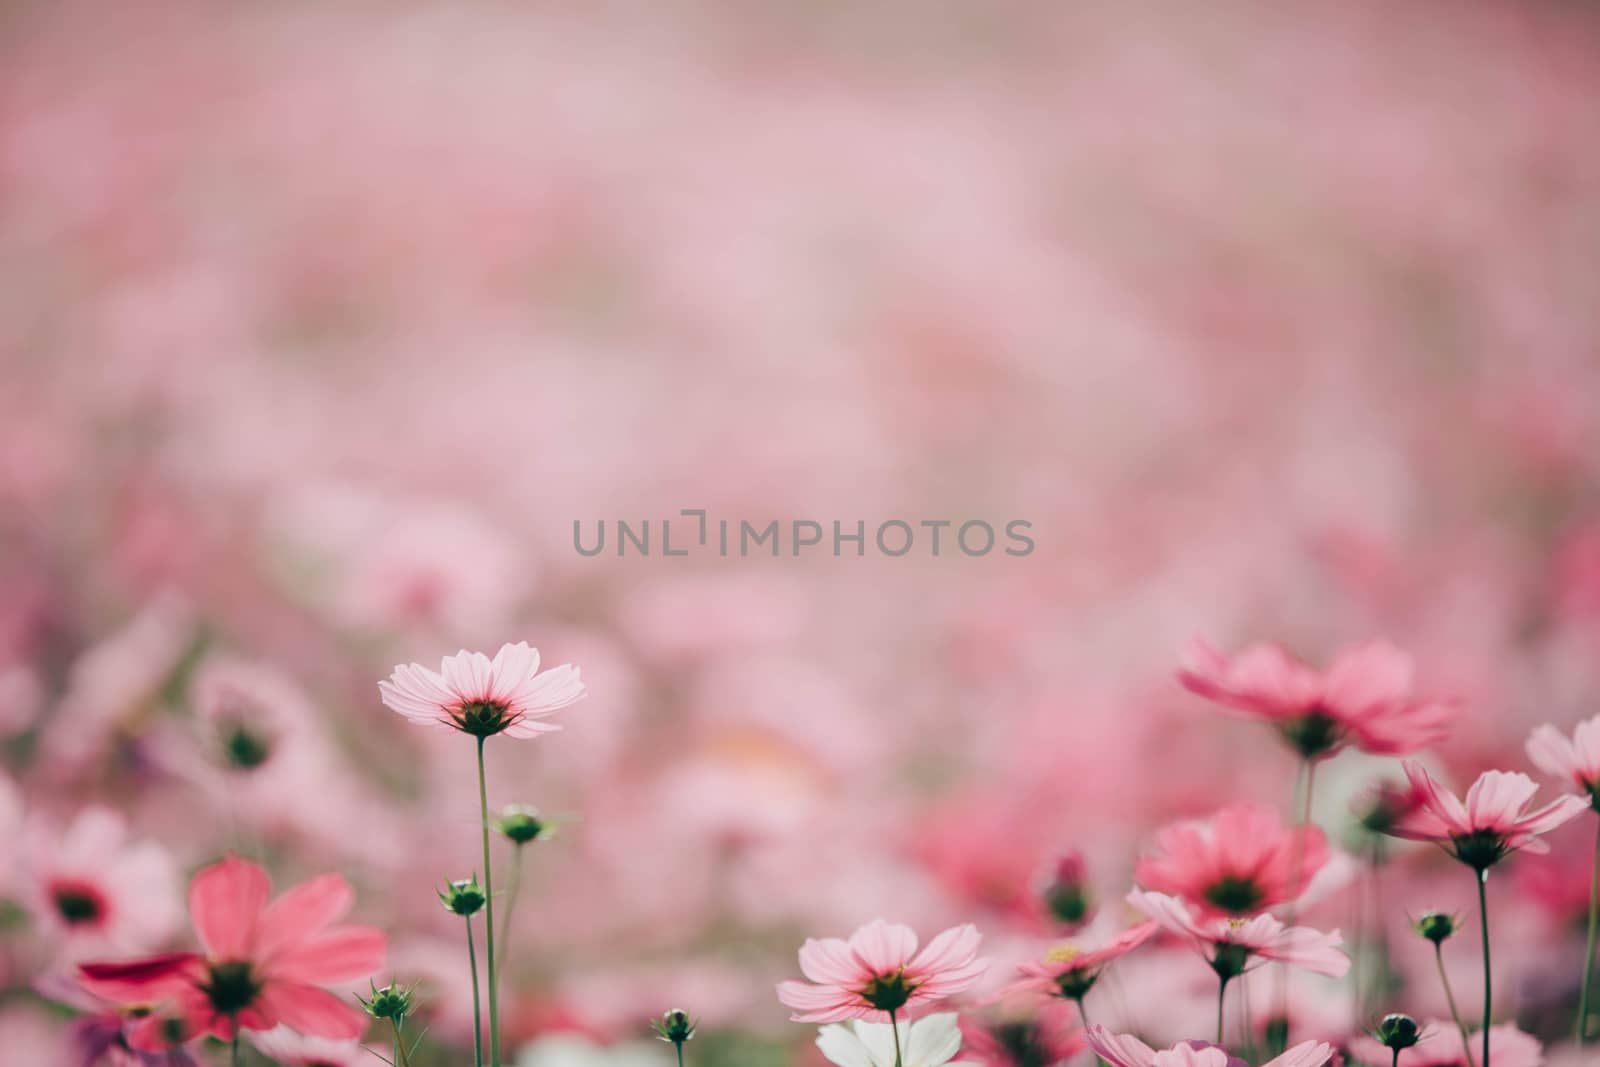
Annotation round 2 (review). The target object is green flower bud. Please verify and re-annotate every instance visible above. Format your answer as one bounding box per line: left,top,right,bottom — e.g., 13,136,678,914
1414,910,1458,946
651,1008,696,1045
440,875,487,917
359,979,416,1023
496,804,549,845
1376,1013,1421,1050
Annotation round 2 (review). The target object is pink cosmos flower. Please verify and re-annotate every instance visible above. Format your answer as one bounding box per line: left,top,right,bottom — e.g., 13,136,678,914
79,855,386,1048
1135,805,1329,916
1003,921,1157,1002
776,920,988,1023
1386,760,1589,869
1526,714,1600,809
249,1026,367,1066
1085,1025,1333,1067
1127,891,1349,980
1178,638,1453,759
1346,1023,1541,1067
18,806,180,961
378,641,585,738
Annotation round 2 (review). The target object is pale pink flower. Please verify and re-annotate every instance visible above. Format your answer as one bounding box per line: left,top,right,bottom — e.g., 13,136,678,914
1387,760,1589,869
79,855,386,1047
249,1026,368,1066
1178,638,1453,759
1085,1025,1333,1067
1135,805,1329,916
18,807,180,961
379,641,585,738
1526,715,1600,808
1346,1023,1541,1067
1127,891,1349,979
776,920,988,1023
1003,922,1156,1002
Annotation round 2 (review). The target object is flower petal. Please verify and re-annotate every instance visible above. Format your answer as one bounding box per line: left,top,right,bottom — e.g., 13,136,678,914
190,855,270,958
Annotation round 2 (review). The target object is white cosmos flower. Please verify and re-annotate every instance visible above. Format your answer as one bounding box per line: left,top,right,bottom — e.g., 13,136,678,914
817,1013,971,1067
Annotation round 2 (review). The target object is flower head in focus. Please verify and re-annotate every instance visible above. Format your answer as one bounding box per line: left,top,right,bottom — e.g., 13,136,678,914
1135,805,1329,916
1085,1024,1333,1067
1127,891,1349,980
78,855,386,1048
817,1012,971,1067
1526,715,1600,810
1385,761,1589,870
1178,638,1453,760
776,920,988,1023
379,642,584,739
1003,922,1156,1002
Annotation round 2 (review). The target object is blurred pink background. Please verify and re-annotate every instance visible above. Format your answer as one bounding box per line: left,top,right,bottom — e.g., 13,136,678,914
3,2,1600,1064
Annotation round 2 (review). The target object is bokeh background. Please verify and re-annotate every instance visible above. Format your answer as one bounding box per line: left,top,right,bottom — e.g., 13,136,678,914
4,1,1600,1063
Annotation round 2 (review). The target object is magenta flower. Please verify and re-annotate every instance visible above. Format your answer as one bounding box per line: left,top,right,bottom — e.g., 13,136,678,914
776,920,988,1023
378,641,585,738
1527,715,1600,809
1127,890,1350,980
1135,804,1329,916
1085,1025,1334,1067
78,855,386,1049
1387,760,1589,869
1003,921,1155,1003
1178,638,1453,759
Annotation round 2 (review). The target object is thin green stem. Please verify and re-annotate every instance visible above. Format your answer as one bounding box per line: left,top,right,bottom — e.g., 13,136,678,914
477,738,501,1067
467,913,484,1067
1581,817,1600,1047
1477,869,1491,1067
1434,942,1475,1067
675,1042,685,1067
1392,1049,1399,1067
494,843,525,988
391,1018,412,1067
889,1008,903,1067
1217,974,1231,1044
231,1029,241,1067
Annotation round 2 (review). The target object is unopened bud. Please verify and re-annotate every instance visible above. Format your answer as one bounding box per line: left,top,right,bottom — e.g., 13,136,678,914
1376,1013,1421,1050
440,875,486,917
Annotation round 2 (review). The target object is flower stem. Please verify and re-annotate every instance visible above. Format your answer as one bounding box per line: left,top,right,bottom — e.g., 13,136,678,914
1217,974,1231,1044
477,737,501,1067
1580,817,1600,1047
889,1009,904,1067
1434,942,1475,1067
392,1017,412,1067
1477,869,1491,1067
675,1043,685,1067
467,912,484,1067
494,843,526,988
231,1030,241,1067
